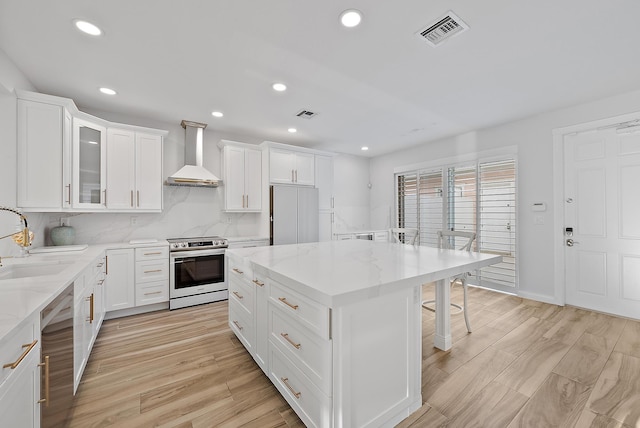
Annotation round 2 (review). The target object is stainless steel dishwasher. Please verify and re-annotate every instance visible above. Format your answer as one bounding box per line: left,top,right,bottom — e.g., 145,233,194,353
40,282,74,428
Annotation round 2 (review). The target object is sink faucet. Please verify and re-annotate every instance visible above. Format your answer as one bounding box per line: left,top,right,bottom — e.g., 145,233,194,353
0,206,34,257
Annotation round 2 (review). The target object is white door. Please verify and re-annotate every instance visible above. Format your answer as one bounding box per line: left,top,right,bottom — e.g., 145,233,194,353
564,127,640,318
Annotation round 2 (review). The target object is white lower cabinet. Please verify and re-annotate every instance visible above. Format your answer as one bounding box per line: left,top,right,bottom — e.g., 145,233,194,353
105,245,169,314
134,246,169,306
105,249,135,311
0,314,40,427
228,256,421,427
0,340,40,427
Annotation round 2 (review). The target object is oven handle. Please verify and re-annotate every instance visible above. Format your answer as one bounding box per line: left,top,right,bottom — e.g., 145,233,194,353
170,248,226,259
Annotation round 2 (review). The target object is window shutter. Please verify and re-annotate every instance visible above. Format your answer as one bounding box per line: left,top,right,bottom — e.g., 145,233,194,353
477,159,517,289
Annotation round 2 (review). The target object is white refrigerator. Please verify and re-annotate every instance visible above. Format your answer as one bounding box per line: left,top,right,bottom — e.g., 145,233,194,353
270,185,319,245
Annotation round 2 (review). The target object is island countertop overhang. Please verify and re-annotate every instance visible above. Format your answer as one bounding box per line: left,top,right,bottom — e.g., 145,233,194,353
226,240,502,308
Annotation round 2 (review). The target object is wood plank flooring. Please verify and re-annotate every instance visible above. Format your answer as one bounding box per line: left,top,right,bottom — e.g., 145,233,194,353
68,285,640,427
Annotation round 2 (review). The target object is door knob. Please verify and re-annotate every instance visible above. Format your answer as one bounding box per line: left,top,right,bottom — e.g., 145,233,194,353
566,239,579,247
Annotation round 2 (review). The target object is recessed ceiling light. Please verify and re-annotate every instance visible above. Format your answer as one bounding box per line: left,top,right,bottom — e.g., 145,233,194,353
211,111,224,118
272,83,287,92
75,20,102,36
288,128,297,133
361,146,369,151
99,87,116,95
340,9,362,28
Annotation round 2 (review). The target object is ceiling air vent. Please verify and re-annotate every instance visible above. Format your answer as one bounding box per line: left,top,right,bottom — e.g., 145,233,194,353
295,109,318,119
416,11,468,47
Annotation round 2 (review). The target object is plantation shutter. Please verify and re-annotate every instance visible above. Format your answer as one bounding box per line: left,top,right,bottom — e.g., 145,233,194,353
476,159,517,289
418,170,444,247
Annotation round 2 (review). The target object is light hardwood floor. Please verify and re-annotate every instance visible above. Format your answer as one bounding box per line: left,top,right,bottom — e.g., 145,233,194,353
69,285,640,427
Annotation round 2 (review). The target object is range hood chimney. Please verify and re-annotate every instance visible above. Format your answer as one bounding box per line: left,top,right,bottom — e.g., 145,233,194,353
166,120,221,187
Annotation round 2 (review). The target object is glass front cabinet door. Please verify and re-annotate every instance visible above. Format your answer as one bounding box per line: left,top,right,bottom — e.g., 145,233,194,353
73,118,106,209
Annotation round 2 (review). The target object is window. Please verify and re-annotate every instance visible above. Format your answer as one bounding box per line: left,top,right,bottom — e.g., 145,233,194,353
396,158,517,291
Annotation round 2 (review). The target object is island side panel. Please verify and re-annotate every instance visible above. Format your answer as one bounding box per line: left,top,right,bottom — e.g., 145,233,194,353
332,284,422,427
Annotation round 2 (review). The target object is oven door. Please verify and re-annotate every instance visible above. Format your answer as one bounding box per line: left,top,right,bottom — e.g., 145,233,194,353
170,248,226,299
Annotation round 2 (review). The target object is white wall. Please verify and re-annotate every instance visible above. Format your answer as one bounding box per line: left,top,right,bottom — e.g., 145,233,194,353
370,89,640,303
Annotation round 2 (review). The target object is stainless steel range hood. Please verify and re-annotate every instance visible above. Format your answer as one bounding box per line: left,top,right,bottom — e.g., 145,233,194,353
166,120,221,187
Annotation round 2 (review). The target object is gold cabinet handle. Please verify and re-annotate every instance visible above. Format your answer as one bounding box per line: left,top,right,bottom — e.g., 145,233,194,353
252,279,264,287
38,355,50,406
86,293,94,323
232,268,244,275
232,320,243,331
144,269,162,274
103,189,107,205
246,194,249,207
281,377,301,399
137,190,140,207
281,333,301,349
278,297,299,310
232,291,243,299
144,252,162,256
3,340,38,369
65,184,71,204
130,190,134,207
144,291,162,296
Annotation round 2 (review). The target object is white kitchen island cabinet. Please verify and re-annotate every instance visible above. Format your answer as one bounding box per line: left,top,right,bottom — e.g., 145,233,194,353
227,240,501,428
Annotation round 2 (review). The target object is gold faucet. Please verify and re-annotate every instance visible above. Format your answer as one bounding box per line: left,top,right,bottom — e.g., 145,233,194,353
0,206,34,257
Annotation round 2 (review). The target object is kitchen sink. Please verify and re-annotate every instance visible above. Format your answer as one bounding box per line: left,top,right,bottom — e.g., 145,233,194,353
0,260,74,280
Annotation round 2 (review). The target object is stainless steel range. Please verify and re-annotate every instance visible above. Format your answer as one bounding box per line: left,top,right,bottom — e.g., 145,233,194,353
167,236,229,310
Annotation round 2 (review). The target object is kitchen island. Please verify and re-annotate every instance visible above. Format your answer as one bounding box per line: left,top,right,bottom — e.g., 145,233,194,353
226,240,502,428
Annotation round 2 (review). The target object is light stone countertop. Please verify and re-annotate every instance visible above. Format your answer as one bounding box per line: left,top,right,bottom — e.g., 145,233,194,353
0,240,169,345
227,240,502,308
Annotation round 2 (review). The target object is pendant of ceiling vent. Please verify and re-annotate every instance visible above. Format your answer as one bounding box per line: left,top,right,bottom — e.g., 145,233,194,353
416,11,468,47
296,109,318,119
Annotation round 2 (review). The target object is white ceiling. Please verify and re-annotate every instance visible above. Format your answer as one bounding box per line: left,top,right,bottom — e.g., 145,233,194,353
2,0,640,156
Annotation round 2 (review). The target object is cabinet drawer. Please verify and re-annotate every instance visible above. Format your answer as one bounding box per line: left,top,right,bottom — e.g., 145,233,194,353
229,303,254,352
229,276,254,315
135,281,168,306
270,307,332,395
0,316,38,386
228,256,253,282
135,259,169,283
135,246,169,261
270,345,331,428
269,281,330,340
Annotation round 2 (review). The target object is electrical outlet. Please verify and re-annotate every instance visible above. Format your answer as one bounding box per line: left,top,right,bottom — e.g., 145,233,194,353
130,216,138,226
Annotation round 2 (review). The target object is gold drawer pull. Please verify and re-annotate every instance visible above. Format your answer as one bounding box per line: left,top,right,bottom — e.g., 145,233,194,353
144,269,162,274
252,279,264,287
232,291,243,299
38,355,49,406
144,291,162,296
232,268,244,275
144,252,162,256
232,320,243,331
281,333,301,349
281,377,301,399
279,297,299,310
3,340,38,369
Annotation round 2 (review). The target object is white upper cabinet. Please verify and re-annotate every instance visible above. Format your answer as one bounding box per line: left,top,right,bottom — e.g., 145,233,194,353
106,129,163,211
220,142,262,212
106,128,135,210
315,155,334,211
73,118,107,210
15,90,166,213
269,148,315,186
135,133,163,210
16,99,71,211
